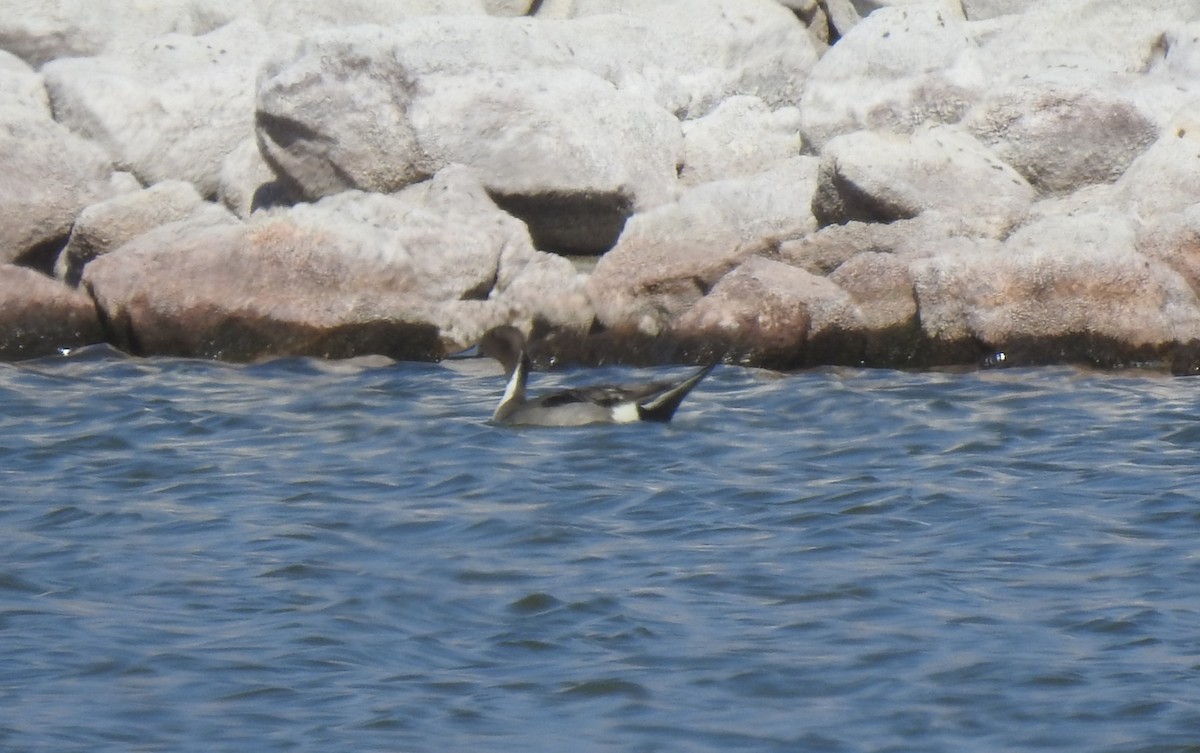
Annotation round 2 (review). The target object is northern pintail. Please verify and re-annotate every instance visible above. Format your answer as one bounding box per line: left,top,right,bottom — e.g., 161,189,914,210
477,326,715,426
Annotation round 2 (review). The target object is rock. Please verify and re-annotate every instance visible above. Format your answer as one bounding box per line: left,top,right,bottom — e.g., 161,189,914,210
965,82,1158,195
56,181,237,286
972,0,1195,82
1158,22,1200,79
81,166,582,360
555,0,821,118
0,50,48,113
798,3,983,149
778,212,979,275
678,96,802,187
218,137,289,219
672,255,861,368
255,3,818,250
0,0,244,67
827,251,920,350
1107,104,1200,221
257,22,681,253
256,0,487,33
0,109,119,271
0,265,104,360
484,0,537,16
1136,205,1200,300
820,0,861,38
43,20,288,199
960,0,1038,20
812,125,1036,236
586,157,820,334
776,0,829,44
410,67,682,253
910,211,1200,365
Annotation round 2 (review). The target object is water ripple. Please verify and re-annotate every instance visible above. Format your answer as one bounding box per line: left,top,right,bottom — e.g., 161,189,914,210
1,356,1199,752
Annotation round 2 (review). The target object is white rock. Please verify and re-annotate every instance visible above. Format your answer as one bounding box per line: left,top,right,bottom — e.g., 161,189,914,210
812,125,1035,237
679,96,802,187
43,20,289,198
0,110,118,268
0,0,245,66
0,51,47,113
799,3,984,148
256,0,487,33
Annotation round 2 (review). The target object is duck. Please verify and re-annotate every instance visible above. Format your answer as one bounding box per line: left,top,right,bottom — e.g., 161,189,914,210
477,326,716,427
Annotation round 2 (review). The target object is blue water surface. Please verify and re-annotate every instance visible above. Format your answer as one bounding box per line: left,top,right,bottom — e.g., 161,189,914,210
1,349,1198,753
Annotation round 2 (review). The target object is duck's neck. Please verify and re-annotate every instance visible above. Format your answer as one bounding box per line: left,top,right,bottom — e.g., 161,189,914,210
493,351,530,421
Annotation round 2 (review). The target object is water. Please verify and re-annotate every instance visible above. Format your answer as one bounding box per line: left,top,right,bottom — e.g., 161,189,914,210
2,349,1199,753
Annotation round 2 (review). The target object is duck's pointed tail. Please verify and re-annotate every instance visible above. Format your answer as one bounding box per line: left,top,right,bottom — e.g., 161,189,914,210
636,363,717,422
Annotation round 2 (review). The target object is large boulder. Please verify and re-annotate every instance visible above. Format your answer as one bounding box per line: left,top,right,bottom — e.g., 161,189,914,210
81,167,584,360
0,265,104,360
56,180,237,286
964,82,1158,195
0,109,121,271
410,67,682,253
43,20,288,198
672,255,861,368
910,211,1200,364
586,157,820,334
798,3,983,149
812,125,1035,236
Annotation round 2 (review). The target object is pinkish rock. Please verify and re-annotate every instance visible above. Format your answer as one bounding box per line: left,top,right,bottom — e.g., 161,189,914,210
56,181,236,286
672,255,860,367
0,265,104,360
81,166,584,360
586,157,820,334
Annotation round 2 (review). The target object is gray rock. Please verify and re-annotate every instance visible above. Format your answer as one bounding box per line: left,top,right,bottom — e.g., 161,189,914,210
1137,205,1200,301
0,265,104,360
43,20,288,199
56,181,237,286
255,1,818,247
812,125,1035,236
965,82,1158,195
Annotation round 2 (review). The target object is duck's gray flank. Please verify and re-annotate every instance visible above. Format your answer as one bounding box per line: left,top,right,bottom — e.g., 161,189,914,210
477,326,715,427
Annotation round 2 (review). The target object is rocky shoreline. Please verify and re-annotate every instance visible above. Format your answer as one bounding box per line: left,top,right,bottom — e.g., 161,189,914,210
4,0,1200,372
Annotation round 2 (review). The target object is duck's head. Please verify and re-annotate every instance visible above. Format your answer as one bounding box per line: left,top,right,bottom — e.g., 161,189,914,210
478,325,529,376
